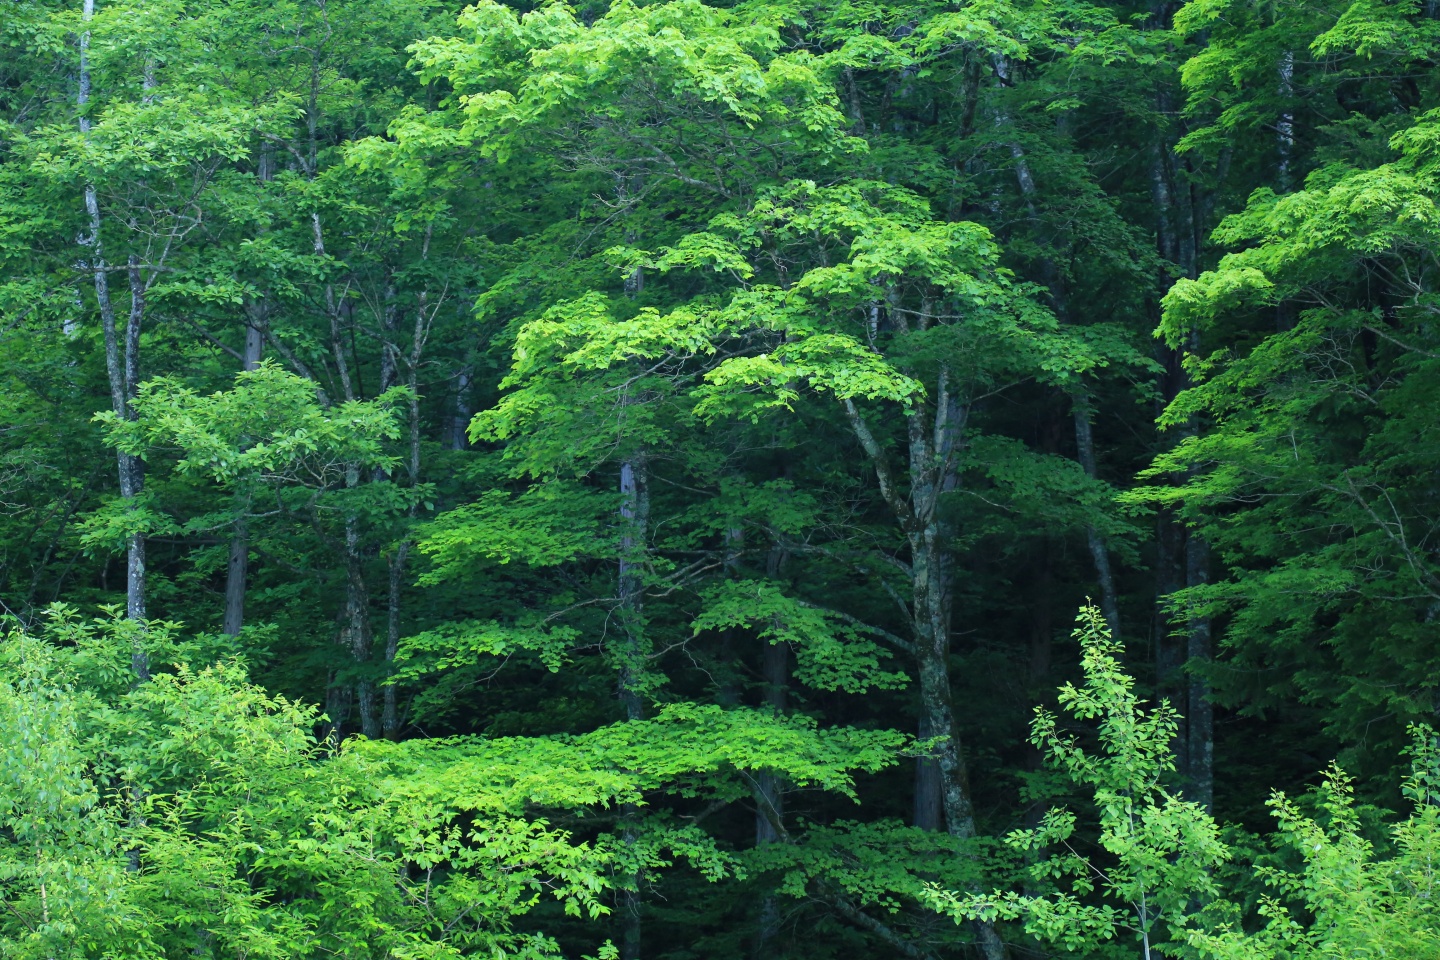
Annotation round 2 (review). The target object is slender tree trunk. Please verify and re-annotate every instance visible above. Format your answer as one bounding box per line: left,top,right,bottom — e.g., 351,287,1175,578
122,258,147,653
222,512,249,637
1184,514,1214,812
222,143,273,637
745,539,788,958
617,454,649,721
911,531,1006,960
343,506,378,740
1154,506,1187,716
844,359,1005,960
992,77,1121,640
447,365,472,450
1172,306,1214,806
617,450,649,960
908,398,1008,960
754,535,788,843
222,329,263,637
324,677,352,746
382,541,410,739
380,248,431,740
751,638,788,955
1277,50,1295,192
754,643,789,840
1072,394,1121,638
80,0,147,676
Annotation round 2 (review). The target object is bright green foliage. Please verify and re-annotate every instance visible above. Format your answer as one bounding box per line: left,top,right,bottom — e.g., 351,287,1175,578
0,615,612,958
6,0,1440,955
1183,741,1440,960
0,612,904,958
924,605,1228,957
101,363,407,486
1139,13,1440,757
692,580,907,693
927,607,1440,960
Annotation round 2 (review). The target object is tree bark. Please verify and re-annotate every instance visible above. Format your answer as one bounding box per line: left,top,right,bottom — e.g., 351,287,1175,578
853,359,1007,960
382,541,410,740
617,451,649,960
755,640,788,844
1277,50,1295,192
1184,529,1214,813
617,454,649,723
80,0,147,677
1072,394,1121,638
991,75,1121,641
912,712,943,832
221,325,263,637
447,365,473,450
381,261,431,740
342,513,378,740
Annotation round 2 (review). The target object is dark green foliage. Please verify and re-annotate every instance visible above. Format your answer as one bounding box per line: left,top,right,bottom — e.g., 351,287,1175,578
3,0,1440,956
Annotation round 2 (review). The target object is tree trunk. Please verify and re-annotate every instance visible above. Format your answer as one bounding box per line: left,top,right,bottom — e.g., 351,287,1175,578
912,712,943,832
907,397,1009,960
1072,394,1121,638
378,227,433,738
222,513,249,637
755,639,788,843
617,452,649,960
1184,531,1214,812
617,454,649,722
844,360,1005,960
221,327,263,637
80,0,146,677
339,462,379,739
447,365,473,450
1277,50,1295,192
324,676,352,746
382,541,410,739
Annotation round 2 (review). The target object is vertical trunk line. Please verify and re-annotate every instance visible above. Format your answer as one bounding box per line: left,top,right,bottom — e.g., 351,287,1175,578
911,387,1008,960
80,0,147,673
344,478,378,739
448,365,473,450
748,528,790,959
1184,527,1214,813
223,305,265,637
1072,394,1121,638
617,450,649,960
382,231,433,740
1277,50,1295,192
994,73,1121,644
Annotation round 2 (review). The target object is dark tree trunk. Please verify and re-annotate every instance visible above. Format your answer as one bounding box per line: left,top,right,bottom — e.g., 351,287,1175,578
1072,394,1121,638
912,712,943,832
755,638,789,844
382,542,410,740
447,365,473,450
617,452,649,960
341,465,379,740
1184,532,1214,812
222,513,249,637
222,326,263,637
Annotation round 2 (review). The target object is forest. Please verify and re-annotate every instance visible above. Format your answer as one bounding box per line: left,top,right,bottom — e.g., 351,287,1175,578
3,0,1440,956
